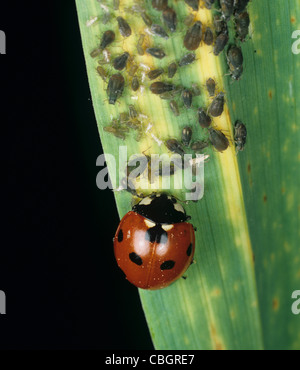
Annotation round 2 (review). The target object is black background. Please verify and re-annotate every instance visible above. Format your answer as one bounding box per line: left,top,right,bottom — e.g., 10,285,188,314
0,1,153,349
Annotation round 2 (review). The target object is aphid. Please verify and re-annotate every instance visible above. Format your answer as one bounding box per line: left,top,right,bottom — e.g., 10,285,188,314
213,30,229,56
182,89,193,109
184,0,199,11
184,13,196,27
191,140,209,152
146,47,166,59
209,92,225,117
122,109,141,129
103,126,126,140
131,77,140,91
107,73,125,105
129,105,138,119
148,68,164,80
159,86,183,100
162,7,177,33
213,15,228,34
197,108,212,128
234,0,250,15
150,82,175,94
166,139,185,156
117,17,132,38
235,11,250,41
178,53,196,67
125,118,142,130
113,52,130,71
227,45,243,69
90,48,101,58
168,62,177,78
128,63,139,77
141,11,153,27
220,0,234,20
100,30,115,50
203,27,214,46
234,120,247,152
181,127,193,146
208,128,229,152
206,78,216,97
137,34,145,56
119,112,130,124
184,21,202,51
204,0,215,9
96,66,108,82
227,45,243,80
169,100,180,116
191,83,201,96
97,57,110,65
151,0,168,11
150,24,169,39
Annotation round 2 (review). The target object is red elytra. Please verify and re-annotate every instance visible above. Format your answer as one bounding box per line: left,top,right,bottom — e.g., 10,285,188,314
113,194,195,290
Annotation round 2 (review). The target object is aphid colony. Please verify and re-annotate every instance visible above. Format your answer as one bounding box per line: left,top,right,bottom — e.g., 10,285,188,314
91,0,251,158
92,0,250,102
103,104,146,142
89,0,250,289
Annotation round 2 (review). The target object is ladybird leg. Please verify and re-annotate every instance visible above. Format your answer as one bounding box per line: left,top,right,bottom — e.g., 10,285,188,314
182,275,187,280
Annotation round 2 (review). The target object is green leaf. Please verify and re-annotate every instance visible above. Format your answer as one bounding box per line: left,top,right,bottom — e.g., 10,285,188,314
222,0,300,350
75,0,300,350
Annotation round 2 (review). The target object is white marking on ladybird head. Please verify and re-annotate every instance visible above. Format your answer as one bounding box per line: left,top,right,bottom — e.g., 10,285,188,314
174,203,185,214
144,219,156,228
139,196,152,206
162,224,174,231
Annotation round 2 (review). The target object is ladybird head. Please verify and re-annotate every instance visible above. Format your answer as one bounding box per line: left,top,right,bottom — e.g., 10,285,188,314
132,193,188,224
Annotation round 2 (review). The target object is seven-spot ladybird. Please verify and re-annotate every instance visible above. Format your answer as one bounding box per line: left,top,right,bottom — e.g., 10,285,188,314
114,193,195,290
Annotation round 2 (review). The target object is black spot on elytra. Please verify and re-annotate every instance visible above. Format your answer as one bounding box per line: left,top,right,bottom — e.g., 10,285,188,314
160,260,175,270
186,243,192,257
118,229,123,242
145,224,168,244
129,252,143,266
